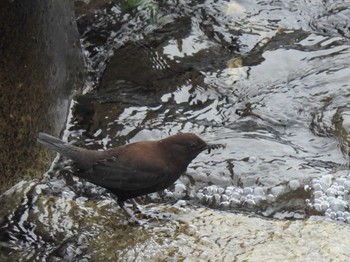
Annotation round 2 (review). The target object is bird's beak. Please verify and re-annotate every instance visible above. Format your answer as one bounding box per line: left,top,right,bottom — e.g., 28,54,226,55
204,143,226,154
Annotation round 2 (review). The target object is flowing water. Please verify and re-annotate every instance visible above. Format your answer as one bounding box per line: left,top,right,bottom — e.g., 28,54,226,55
2,0,350,260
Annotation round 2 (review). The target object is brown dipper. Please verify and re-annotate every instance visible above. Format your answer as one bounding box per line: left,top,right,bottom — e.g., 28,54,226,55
38,132,224,219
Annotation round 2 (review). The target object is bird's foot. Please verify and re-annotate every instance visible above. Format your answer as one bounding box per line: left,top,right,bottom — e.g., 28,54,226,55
130,198,141,210
120,205,144,225
119,199,172,224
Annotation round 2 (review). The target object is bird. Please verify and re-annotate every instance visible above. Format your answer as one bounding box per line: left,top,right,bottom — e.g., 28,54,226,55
37,132,224,219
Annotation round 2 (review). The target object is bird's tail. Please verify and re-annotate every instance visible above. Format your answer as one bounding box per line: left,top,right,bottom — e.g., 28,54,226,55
38,132,99,170
37,132,80,159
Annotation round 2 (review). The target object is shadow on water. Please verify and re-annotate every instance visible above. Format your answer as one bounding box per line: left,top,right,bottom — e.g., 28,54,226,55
2,0,350,260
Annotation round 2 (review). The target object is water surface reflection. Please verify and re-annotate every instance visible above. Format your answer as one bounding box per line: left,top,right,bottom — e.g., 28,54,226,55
2,0,350,260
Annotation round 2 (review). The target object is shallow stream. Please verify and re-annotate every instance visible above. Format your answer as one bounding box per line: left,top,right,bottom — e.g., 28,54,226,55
2,0,350,260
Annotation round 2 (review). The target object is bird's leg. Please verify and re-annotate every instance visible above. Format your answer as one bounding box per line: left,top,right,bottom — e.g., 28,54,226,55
117,197,164,222
117,199,138,222
130,198,140,210
129,198,154,220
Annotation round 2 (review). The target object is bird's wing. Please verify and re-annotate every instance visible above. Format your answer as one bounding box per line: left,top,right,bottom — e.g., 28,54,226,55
77,157,168,191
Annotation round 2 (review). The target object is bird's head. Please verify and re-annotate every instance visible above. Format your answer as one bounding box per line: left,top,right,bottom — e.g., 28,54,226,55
160,133,224,167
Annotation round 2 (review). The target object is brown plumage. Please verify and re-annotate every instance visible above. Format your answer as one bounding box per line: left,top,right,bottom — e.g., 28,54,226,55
37,132,223,218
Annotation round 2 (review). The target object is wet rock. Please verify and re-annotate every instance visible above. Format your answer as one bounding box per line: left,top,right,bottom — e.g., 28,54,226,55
0,0,84,191
112,207,350,262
